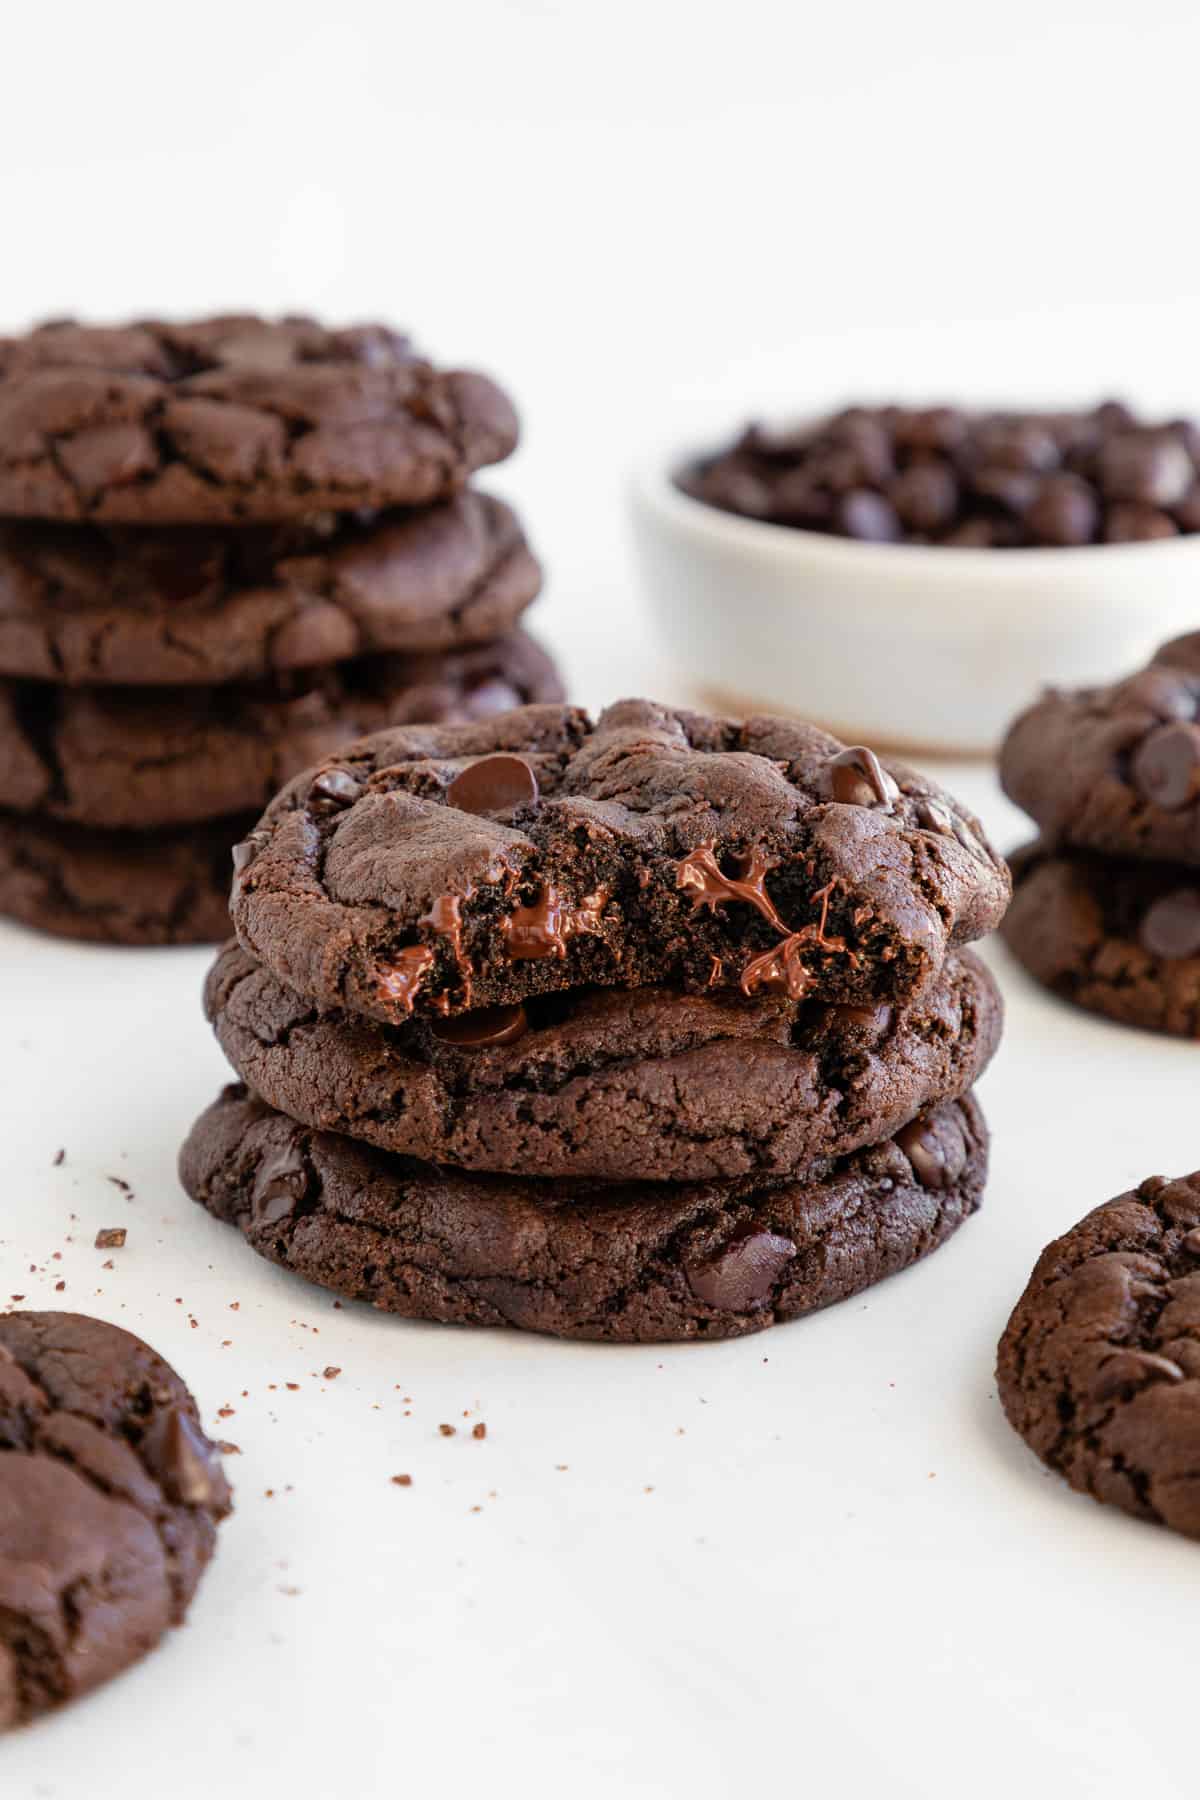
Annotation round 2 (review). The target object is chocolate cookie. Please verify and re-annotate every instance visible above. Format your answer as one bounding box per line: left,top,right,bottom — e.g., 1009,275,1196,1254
205,941,1002,1181
1000,633,1200,865
1001,840,1200,1036
180,1084,988,1343
998,1173,1200,1539
0,492,542,686
0,316,517,523
0,1311,231,1729
0,811,252,945
0,631,563,829
230,700,1010,1026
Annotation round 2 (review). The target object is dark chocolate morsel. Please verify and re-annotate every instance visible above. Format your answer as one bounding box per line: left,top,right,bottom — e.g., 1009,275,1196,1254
1139,889,1200,960
446,752,539,816
251,1140,311,1223
1130,721,1200,810
431,1003,529,1047
309,768,365,810
685,1223,797,1312
895,1111,966,1189
829,745,898,809
1087,1348,1186,1403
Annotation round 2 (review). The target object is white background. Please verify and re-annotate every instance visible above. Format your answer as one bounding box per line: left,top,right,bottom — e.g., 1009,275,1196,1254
5,3,1200,1795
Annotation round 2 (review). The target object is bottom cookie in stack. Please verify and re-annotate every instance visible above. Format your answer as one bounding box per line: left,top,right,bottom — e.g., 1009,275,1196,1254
180,1084,988,1344
182,945,1000,1342
1002,841,1200,1037
0,631,561,945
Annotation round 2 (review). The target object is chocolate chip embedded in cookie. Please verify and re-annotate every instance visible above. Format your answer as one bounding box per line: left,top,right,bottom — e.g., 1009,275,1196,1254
179,1084,989,1344
0,631,563,829
0,492,542,686
0,316,518,523
204,940,1002,1181
0,810,254,945
1000,634,1200,866
0,1311,231,1730
229,699,1010,1025
1000,840,1200,1036
997,1174,1200,1539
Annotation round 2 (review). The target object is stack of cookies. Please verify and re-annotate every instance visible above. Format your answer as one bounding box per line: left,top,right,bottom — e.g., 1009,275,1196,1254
1000,632,1200,1037
182,701,1010,1344
0,315,559,945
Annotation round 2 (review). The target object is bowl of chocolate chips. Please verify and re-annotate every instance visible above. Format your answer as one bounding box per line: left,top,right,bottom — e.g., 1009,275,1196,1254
631,401,1200,754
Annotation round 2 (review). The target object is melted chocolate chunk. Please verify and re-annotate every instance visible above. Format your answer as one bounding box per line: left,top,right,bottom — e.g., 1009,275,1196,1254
431,1003,529,1047
1131,721,1200,810
685,1224,797,1312
1140,889,1200,960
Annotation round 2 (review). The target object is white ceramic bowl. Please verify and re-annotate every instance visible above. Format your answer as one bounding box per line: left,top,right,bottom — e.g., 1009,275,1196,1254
630,450,1200,755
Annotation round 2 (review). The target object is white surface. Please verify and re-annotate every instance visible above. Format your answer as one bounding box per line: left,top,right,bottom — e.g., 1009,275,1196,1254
632,453,1200,752
5,1,1200,1793
6,771,1200,1800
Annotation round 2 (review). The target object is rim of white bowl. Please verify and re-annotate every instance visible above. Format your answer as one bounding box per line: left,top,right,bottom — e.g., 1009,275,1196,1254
633,450,1200,581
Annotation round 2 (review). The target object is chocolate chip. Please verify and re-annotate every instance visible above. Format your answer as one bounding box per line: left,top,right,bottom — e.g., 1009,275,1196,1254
252,1141,311,1224
823,1001,893,1037
432,1003,529,1048
915,798,954,835
446,753,539,816
146,1408,231,1510
1139,889,1200,960
685,1223,796,1313
833,489,902,543
309,767,364,810
1025,473,1098,546
971,468,1039,515
1098,433,1195,507
895,1112,966,1189
889,462,958,533
1131,721,1200,809
1088,1349,1186,1403
1105,502,1179,542
829,745,899,809
1182,1226,1200,1256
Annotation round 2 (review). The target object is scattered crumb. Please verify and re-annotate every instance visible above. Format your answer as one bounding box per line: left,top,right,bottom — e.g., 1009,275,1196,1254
278,1586,301,1597
94,1227,126,1250
323,1366,341,1380
218,1406,236,1419
391,1474,412,1487
555,1464,568,1472
438,1423,456,1437
10,1295,24,1303
285,1382,300,1391
229,1301,240,1311
106,1175,133,1197
472,1422,487,1440
217,1441,241,1456
52,1149,64,1167
101,1260,114,1271
54,1281,65,1292
644,1486,655,1495
469,1505,482,1514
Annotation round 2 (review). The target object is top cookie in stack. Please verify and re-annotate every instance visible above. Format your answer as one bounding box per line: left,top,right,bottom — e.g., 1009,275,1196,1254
0,316,561,945
1000,632,1200,1036
182,702,1010,1343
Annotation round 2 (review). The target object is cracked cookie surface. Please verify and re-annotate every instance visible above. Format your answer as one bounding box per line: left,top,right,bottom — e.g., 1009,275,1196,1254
0,316,517,523
0,1311,231,1730
0,631,562,829
0,811,253,945
0,492,542,685
230,699,1010,1024
204,941,1001,1181
1001,840,1200,1036
1001,632,1200,865
179,1085,988,1343
997,1174,1200,1539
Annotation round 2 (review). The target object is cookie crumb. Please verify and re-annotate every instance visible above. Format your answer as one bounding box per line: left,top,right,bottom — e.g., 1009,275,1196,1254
438,1422,456,1437
285,1382,300,1391
54,1280,65,1292
106,1175,133,1197
323,1366,341,1380
52,1148,65,1167
472,1422,487,1440
391,1474,412,1487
